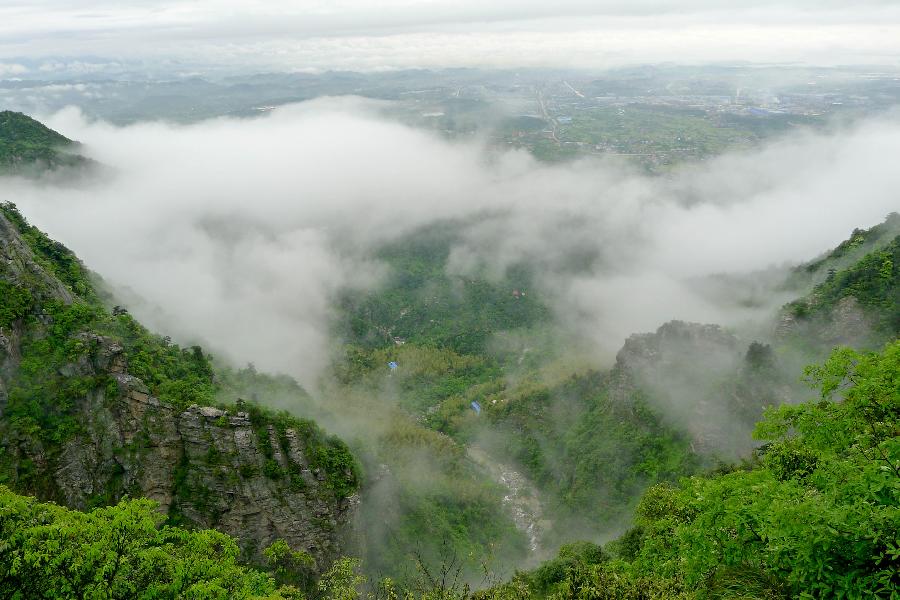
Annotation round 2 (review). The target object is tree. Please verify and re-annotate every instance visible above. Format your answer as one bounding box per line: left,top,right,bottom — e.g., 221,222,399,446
630,341,900,598
0,488,300,599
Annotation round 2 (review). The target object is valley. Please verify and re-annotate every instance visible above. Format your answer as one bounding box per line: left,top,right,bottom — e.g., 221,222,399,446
0,63,898,598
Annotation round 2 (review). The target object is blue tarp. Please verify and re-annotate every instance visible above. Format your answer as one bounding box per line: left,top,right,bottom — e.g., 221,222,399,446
471,401,482,414
388,361,398,370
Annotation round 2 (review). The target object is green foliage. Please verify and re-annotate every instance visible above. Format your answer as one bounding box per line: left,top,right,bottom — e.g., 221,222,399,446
0,486,300,599
332,220,703,573
1,203,218,413
0,294,221,481
1,299,103,456
486,371,699,537
521,542,606,596
0,111,72,148
543,560,689,600
488,342,898,599
334,343,500,415
798,212,900,280
107,313,218,408
788,235,899,334
265,539,316,593
625,342,900,598
215,361,314,410
1,202,96,298
0,111,90,174
319,558,367,600
0,281,32,329
245,403,360,499
782,211,900,348
336,220,549,355
355,415,528,585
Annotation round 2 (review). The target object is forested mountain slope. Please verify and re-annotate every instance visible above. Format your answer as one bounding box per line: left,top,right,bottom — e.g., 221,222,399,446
332,216,855,552
781,228,899,348
0,111,93,175
480,217,900,598
322,210,900,582
0,203,358,569
330,222,705,553
786,211,900,294
492,340,899,599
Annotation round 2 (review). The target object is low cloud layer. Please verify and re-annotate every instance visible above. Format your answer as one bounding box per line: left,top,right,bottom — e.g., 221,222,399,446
4,100,899,385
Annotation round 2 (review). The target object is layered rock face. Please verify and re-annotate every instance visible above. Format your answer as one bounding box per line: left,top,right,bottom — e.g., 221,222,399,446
43,340,356,565
0,208,358,568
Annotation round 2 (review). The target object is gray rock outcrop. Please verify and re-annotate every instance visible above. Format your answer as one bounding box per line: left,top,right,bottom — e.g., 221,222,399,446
0,208,358,569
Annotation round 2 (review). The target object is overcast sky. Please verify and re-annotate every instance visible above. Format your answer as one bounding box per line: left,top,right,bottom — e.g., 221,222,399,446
2,1,900,75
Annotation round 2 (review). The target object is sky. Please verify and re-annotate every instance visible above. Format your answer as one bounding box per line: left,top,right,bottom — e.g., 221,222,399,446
2,1,900,75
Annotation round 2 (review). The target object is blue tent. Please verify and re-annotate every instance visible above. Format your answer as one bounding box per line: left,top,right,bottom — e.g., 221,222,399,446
470,400,482,415
388,361,398,371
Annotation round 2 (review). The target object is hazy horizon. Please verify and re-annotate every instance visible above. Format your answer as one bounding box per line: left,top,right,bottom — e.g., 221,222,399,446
3,1,900,77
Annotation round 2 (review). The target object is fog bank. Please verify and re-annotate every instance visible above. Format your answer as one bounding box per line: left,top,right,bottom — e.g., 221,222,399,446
3,100,899,384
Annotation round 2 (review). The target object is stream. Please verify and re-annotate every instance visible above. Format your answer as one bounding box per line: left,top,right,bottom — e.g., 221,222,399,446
467,445,549,557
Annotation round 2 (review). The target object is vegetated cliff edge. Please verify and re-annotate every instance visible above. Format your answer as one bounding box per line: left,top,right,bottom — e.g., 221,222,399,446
0,111,94,175
779,226,899,349
0,203,359,568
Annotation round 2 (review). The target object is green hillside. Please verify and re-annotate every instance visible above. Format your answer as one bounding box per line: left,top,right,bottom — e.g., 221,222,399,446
7,340,894,599
787,234,899,336
327,212,900,588
337,220,550,355
495,340,899,599
0,202,359,590
787,212,900,293
0,111,92,174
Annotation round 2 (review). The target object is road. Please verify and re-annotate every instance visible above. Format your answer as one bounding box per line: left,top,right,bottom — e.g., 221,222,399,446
537,89,561,145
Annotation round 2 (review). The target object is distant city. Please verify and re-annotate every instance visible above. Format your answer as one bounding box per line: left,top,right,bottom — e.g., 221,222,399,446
3,64,899,171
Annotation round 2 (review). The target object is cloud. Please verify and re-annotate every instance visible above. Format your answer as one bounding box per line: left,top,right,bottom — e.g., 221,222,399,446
189,24,900,73
3,101,899,386
1,1,900,72
0,62,27,76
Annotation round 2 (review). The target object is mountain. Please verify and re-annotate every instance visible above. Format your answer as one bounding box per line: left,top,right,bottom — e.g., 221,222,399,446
493,338,899,600
331,212,899,571
0,110,897,600
480,216,900,598
331,220,794,550
779,217,899,348
0,111,93,175
0,203,358,571
787,211,900,292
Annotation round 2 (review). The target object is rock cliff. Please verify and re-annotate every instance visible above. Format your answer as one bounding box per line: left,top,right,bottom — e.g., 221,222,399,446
0,204,358,569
